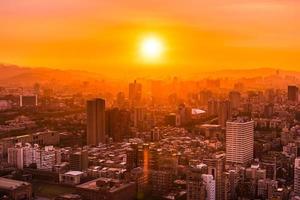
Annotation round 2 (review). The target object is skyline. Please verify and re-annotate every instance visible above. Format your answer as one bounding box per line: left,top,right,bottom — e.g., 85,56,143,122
1,0,300,75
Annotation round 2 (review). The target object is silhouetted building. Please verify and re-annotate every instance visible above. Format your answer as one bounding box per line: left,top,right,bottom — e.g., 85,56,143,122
106,108,130,142
87,98,106,145
218,100,232,128
288,85,299,102
129,80,142,107
229,91,241,110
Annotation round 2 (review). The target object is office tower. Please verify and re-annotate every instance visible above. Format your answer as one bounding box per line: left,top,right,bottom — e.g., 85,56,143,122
218,100,232,128
129,80,142,107
70,150,88,171
202,174,216,200
106,108,130,142
7,144,24,169
204,154,225,200
229,91,241,110
224,169,240,200
133,107,145,129
87,98,106,145
150,170,173,197
187,164,208,200
288,85,299,102
295,158,300,197
226,119,254,165
178,103,192,126
208,100,219,116
116,92,126,108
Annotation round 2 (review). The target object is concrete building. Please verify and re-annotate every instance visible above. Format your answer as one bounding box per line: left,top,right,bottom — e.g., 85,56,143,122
7,143,24,169
59,171,84,185
202,174,216,200
76,178,136,200
69,150,88,171
0,178,32,200
294,158,300,197
203,154,225,200
226,119,254,165
87,98,106,145
186,164,208,200
218,100,232,128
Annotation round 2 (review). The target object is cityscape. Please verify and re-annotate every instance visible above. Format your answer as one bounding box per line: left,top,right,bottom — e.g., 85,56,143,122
1,1,300,200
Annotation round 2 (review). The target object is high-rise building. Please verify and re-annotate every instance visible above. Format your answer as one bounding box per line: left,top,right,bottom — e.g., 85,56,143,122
294,158,300,197
218,100,232,128
224,169,240,200
186,164,208,200
69,150,88,171
133,107,145,129
7,144,24,169
87,98,106,145
226,119,254,165
288,85,299,102
129,80,142,107
229,91,241,110
203,154,225,200
208,100,219,116
106,108,130,142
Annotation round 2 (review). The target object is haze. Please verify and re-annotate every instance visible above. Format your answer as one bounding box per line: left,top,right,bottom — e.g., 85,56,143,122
1,0,300,76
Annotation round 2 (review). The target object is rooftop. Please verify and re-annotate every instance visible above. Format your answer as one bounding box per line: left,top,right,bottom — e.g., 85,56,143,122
0,178,30,190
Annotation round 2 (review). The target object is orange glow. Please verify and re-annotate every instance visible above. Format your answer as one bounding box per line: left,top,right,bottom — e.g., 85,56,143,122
0,0,299,75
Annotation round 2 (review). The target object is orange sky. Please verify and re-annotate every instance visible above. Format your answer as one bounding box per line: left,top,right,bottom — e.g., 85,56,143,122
0,0,300,75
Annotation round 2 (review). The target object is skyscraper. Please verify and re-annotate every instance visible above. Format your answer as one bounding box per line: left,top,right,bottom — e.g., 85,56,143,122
87,98,106,145
229,91,241,110
106,108,130,142
218,100,232,128
226,119,254,165
204,154,225,200
288,85,299,102
294,158,300,197
186,164,208,200
129,80,142,107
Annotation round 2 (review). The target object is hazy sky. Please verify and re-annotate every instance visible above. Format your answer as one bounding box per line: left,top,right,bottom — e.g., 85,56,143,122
1,0,300,75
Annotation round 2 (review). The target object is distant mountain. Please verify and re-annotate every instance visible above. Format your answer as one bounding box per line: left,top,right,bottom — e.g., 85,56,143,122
193,67,300,79
0,64,105,87
0,63,299,87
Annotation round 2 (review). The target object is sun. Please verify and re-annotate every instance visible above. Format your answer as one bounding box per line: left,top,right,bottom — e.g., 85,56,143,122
140,36,165,61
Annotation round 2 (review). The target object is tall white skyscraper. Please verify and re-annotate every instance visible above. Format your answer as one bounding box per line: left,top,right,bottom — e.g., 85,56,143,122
294,158,300,197
226,119,254,165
